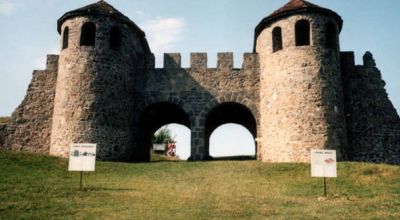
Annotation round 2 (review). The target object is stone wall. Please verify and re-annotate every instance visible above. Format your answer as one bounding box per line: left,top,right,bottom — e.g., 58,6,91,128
133,52,260,160
3,50,399,164
0,123,7,147
1,55,58,154
342,52,400,164
2,2,399,164
256,13,347,162
50,15,150,161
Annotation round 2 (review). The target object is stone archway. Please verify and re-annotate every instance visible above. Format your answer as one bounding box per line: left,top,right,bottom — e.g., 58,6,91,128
134,102,191,162
205,102,257,159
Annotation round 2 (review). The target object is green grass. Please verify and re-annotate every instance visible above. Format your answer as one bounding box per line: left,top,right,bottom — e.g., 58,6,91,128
0,150,399,219
150,151,181,162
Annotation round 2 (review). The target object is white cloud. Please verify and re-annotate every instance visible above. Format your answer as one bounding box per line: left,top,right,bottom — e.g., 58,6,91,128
0,0,14,15
141,17,186,66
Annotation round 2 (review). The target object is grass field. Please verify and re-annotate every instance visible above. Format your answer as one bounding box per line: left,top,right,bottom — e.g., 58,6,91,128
0,150,399,219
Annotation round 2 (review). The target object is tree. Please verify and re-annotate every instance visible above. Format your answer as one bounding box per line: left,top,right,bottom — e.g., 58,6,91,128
152,126,174,144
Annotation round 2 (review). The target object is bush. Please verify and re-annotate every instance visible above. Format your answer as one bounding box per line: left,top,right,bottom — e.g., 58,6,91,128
0,117,10,124
152,127,173,144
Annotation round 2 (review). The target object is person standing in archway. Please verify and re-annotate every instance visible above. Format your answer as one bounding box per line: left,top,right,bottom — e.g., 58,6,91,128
167,140,176,157
167,140,173,157
171,141,176,157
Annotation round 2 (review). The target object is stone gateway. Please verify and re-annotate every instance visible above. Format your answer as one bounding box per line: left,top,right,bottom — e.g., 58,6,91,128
1,0,399,164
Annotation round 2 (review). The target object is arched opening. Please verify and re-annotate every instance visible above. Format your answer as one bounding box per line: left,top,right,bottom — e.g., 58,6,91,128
326,22,337,49
110,26,121,50
295,20,310,46
272,26,283,52
209,124,256,159
80,22,96,46
205,102,257,160
62,26,69,50
135,102,191,162
152,124,191,161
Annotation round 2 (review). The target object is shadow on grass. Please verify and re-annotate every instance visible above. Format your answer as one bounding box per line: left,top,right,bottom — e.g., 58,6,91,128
211,155,256,161
150,159,182,163
151,155,257,162
81,187,138,192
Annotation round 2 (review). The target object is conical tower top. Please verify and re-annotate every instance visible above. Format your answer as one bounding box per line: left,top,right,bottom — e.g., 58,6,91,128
255,0,342,40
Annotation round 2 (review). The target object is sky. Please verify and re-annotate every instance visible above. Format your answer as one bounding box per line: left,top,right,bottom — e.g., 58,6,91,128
0,0,399,159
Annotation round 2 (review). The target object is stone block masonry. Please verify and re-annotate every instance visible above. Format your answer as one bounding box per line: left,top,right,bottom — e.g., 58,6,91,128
50,15,149,161
0,123,7,147
132,52,260,161
1,55,58,154
256,13,347,162
342,52,400,164
1,0,399,164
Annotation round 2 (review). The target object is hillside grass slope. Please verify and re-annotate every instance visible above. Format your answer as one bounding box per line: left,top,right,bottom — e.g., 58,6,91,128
0,150,399,219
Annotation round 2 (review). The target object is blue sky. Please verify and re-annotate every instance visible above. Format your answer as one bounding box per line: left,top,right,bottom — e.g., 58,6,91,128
0,0,399,159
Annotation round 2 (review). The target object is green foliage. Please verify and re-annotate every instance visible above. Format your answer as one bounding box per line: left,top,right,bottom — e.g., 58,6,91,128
152,126,173,144
0,117,10,124
0,150,399,219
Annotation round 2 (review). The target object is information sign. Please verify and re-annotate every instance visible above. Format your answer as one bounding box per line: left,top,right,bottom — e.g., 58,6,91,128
311,149,337,178
153,143,166,151
68,143,97,172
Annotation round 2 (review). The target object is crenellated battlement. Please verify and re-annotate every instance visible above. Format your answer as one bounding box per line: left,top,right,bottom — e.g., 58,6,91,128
164,53,181,69
32,55,59,73
340,51,380,78
161,52,259,70
46,55,59,71
3,0,399,164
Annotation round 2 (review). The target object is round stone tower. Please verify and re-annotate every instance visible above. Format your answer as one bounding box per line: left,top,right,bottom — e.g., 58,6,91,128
50,1,151,160
255,0,347,162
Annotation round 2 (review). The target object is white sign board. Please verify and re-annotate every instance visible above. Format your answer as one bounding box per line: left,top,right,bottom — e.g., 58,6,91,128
153,143,166,151
311,149,337,178
68,143,97,172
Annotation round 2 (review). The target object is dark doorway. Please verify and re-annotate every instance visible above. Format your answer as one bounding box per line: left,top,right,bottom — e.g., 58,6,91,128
134,102,190,162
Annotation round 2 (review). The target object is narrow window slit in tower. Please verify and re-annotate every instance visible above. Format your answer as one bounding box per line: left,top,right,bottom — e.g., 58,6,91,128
80,22,96,46
62,26,69,49
110,26,121,50
295,20,310,46
326,22,337,49
272,27,283,52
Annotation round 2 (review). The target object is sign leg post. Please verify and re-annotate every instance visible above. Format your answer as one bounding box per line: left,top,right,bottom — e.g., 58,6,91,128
311,149,337,198
80,171,83,191
68,143,96,191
